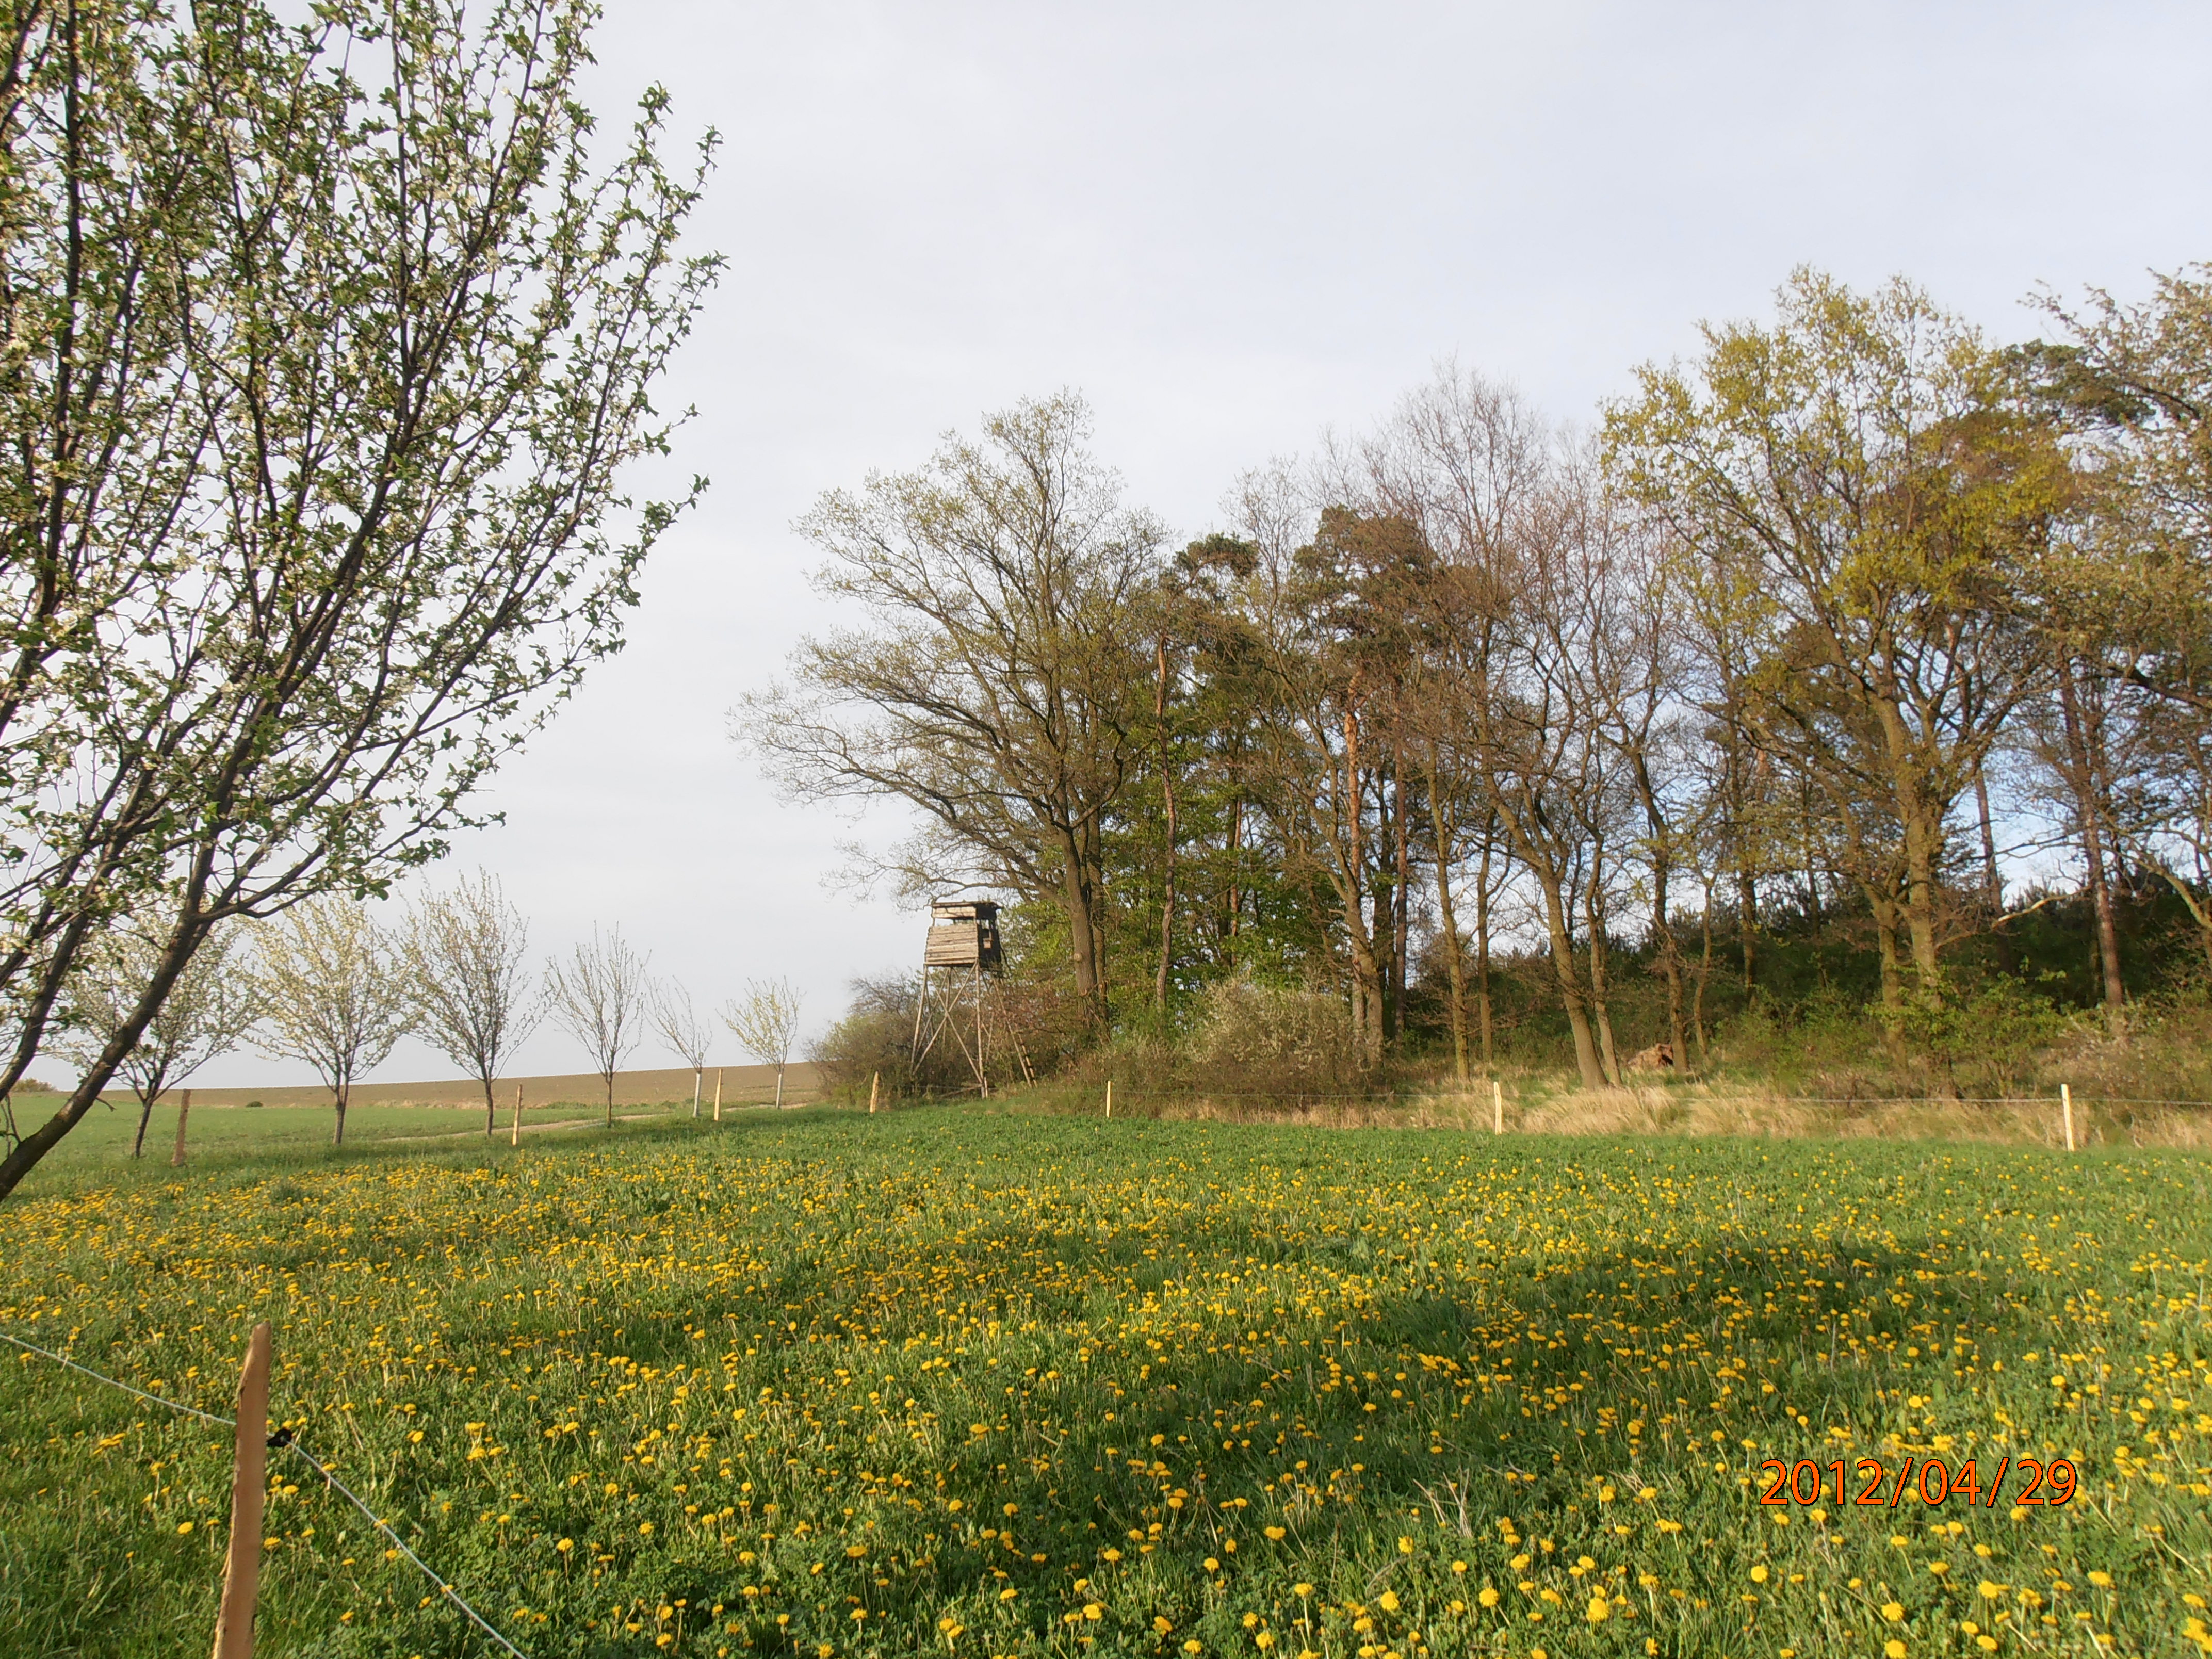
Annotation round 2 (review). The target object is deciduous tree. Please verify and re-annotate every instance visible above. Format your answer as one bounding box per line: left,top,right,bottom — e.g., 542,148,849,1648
742,394,1161,1029
0,0,718,1200
1608,270,2065,1005
546,926,649,1129
652,980,714,1117
252,897,410,1145
722,978,804,1108
402,872,540,1136
60,923,259,1158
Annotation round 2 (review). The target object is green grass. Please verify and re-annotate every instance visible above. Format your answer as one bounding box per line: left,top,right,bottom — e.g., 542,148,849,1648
1,1107,2207,1657
5,1093,723,1177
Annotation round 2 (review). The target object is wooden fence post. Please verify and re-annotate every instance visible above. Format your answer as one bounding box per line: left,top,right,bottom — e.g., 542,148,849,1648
511,1081,524,1148
2061,1083,2075,1153
171,1087,193,1167
1491,1079,1503,1135
211,1320,273,1659
868,1072,880,1114
713,1070,722,1123
1104,1079,1113,1120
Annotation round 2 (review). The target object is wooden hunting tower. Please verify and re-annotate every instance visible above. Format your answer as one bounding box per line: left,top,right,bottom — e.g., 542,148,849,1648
910,899,1002,1093
922,900,1002,971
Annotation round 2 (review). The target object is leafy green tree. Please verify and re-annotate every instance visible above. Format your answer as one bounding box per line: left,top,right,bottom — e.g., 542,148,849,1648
2029,266,2212,1006
1607,270,2068,1007
743,394,1161,1029
0,0,717,1198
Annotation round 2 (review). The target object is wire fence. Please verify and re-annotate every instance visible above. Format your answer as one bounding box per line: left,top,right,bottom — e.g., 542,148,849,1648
1047,1086,2212,1110
0,1328,527,1658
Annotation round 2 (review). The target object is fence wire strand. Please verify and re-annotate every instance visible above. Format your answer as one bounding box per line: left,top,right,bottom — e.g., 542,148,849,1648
1,1328,528,1658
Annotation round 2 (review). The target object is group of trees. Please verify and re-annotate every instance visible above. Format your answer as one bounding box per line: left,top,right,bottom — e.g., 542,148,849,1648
48,871,807,1152
755,266,2212,1088
0,0,715,1198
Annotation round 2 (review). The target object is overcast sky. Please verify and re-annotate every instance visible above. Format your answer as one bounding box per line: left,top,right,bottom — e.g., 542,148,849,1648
195,0,2212,1087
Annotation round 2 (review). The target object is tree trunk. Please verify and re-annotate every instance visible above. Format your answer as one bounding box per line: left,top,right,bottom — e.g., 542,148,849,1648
1633,753,1688,1075
1652,876,1688,1079
1057,823,1107,1029
1428,777,1469,1086
132,1094,156,1159
1154,637,1178,1014
1224,791,1244,956
1873,894,1902,1007
1802,782,1825,939
1865,882,1905,1064
171,1089,192,1167
1974,766,2002,909
1083,819,1111,1018
1691,889,1714,1072
1475,819,1496,1069
0,905,212,1201
1342,886,1386,1069
1974,763,2016,973
1584,868,1622,1086
1372,879,1396,1047
1896,781,1946,996
1391,761,1411,1043
776,1064,786,1108
1736,865,1758,994
1533,862,1606,1087
2057,663,2126,1037
1340,703,1384,1065
483,1075,497,1137
333,1082,348,1147
604,1070,614,1129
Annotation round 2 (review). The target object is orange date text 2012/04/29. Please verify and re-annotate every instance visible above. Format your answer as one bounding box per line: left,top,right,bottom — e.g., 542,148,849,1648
1757,1456,2079,1510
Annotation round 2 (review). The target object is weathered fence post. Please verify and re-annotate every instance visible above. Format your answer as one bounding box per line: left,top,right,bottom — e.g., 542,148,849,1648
713,1069,722,1123
211,1320,273,1659
511,1081,524,1148
171,1087,193,1167
1104,1079,1113,1120
1491,1079,1503,1135
868,1072,880,1114
2061,1083,2075,1153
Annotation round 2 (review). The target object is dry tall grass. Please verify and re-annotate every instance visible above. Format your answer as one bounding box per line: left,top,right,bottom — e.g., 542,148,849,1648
1015,1080,2212,1149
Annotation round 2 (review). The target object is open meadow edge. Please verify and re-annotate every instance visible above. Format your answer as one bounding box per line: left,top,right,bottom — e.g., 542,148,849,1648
1,1109,2208,1658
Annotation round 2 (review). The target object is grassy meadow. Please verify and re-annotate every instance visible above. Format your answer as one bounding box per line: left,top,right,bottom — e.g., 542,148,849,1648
1,1107,2208,1658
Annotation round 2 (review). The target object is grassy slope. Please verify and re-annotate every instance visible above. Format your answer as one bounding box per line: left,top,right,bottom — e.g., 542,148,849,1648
6,1094,702,1177
0,1108,2207,1657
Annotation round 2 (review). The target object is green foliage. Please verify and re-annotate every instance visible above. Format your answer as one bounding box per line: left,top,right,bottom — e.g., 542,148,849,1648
1874,974,2075,1096
1,0,719,1194
1185,978,1359,1097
